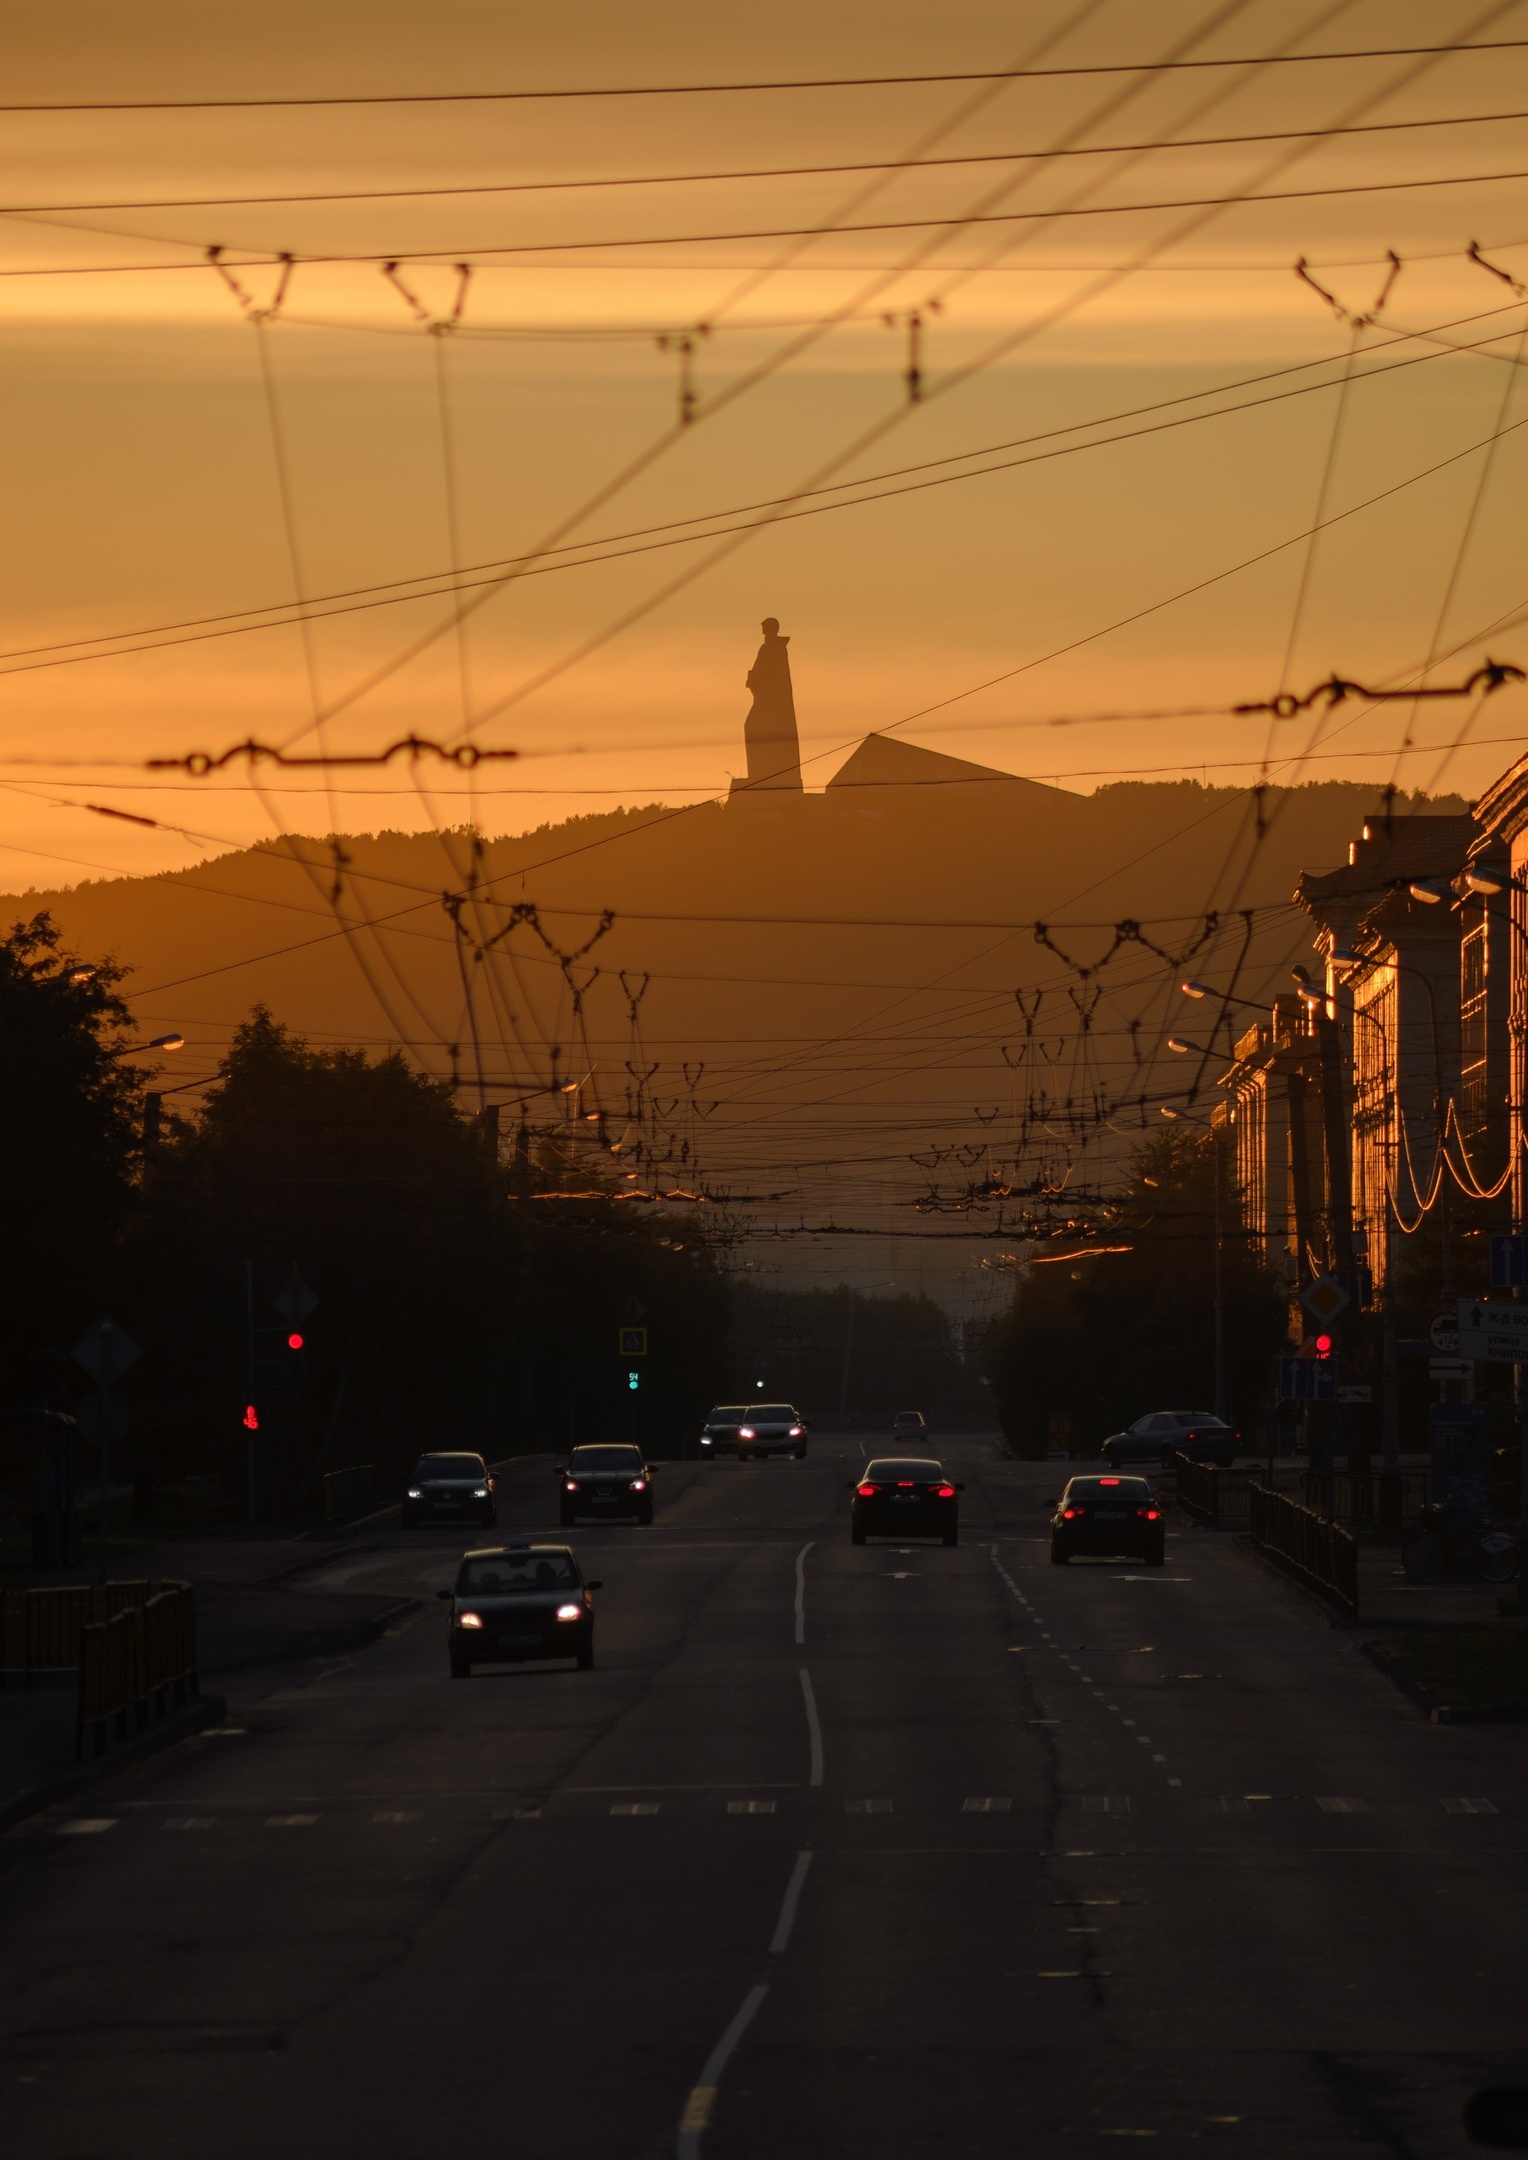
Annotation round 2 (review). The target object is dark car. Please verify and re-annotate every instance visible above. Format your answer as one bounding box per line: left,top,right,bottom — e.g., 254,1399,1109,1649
891,1410,928,1443
1101,1411,1240,1471
851,1457,963,1546
438,1543,602,1676
402,1451,496,1528
699,1403,808,1459
557,1444,656,1525
1050,1475,1164,1565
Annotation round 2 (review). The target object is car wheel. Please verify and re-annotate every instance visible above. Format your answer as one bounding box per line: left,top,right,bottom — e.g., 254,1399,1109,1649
450,1652,472,1679
851,1523,866,1545
637,1505,653,1526
1050,1540,1070,1565
942,1528,959,1548
576,1641,594,1670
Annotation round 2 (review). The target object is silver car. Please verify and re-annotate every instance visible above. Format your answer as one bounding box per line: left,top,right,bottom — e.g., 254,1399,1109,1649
1101,1411,1238,1471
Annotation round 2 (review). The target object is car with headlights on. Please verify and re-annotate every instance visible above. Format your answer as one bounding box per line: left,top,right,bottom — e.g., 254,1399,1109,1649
402,1451,496,1528
1101,1410,1239,1471
851,1457,963,1545
556,1443,656,1524
699,1403,808,1459
1050,1475,1164,1565
438,1543,601,1675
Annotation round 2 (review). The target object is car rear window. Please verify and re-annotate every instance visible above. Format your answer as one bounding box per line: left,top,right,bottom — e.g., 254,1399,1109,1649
1067,1477,1154,1500
569,1447,642,1472
458,1552,580,1594
1172,1412,1227,1427
863,1459,944,1481
414,1455,484,1476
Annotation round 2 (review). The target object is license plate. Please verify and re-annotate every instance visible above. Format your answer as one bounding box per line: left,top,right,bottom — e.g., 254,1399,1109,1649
891,1494,919,1502
1096,1510,1125,1520
502,1634,540,1649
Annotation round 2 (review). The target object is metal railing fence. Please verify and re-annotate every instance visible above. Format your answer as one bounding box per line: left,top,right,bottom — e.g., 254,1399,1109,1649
78,1584,197,1758
1,1580,182,1686
1249,1485,1359,1618
322,1464,375,1520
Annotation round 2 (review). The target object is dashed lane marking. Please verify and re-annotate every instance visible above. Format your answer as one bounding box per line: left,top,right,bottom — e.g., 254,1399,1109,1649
1084,1797,1131,1815
265,1815,320,1828
162,1818,215,1831
1316,1797,1372,1814
845,1799,894,1814
728,1800,776,1815
963,1797,1013,1813
58,1819,115,1835
1442,1797,1498,1815
611,1803,660,1817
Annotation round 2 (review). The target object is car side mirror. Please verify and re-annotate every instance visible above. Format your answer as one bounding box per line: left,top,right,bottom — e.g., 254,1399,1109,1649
647,1465,658,1476
436,1588,452,1601
585,1580,603,1593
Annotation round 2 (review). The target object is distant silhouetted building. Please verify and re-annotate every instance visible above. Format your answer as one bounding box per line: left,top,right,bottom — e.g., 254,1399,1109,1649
731,616,804,794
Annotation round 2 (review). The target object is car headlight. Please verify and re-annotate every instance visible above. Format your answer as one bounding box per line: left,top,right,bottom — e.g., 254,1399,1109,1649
789,1427,803,1437
473,1488,488,1498
630,1478,647,1492
457,1612,484,1629
564,1480,578,1492
555,1602,582,1622
407,1488,422,1499
739,1427,755,1439
700,1436,712,1445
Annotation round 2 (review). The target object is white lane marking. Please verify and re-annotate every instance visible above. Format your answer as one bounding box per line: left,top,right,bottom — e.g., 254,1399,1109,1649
793,1540,815,1646
265,1815,320,1828
845,1798,893,1814
769,1849,814,1952
676,1982,769,2160
729,1800,776,1815
611,1803,660,1817
1316,1797,1371,1815
58,1819,115,1835
1084,1797,1131,1814
1442,1797,1497,1815
963,1797,1013,1813
373,1810,422,1823
162,1818,215,1831
799,1668,824,1788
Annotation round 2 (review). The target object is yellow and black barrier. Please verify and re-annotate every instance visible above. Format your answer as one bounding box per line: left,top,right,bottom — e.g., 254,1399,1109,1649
77,1583,198,1758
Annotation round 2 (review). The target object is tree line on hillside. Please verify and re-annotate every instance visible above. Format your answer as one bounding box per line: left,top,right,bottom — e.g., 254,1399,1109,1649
0,916,728,1533
982,1128,1286,1457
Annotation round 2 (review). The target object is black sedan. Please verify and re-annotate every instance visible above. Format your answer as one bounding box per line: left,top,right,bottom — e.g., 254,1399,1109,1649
851,1457,963,1546
557,1444,656,1525
1050,1475,1164,1565
699,1403,809,1459
402,1451,496,1528
439,1543,602,1675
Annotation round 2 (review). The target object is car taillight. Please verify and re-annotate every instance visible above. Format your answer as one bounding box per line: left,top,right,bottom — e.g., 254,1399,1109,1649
896,1480,916,1488
1062,1508,1080,1519
933,1485,956,1499
457,1612,483,1629
631,1479,647,1491
1100,1476,1121,1486
1138,1507,1161,1521
555,1602,582,1622
856,1483,880,1498
564,1481,578,1492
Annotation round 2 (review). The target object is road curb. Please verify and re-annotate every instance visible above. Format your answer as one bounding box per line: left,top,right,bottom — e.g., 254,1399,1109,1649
0,1690,228,1837
200,1595,421,1678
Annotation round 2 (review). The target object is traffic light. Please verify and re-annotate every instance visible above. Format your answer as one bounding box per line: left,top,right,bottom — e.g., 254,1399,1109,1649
627,1370,640,1392
242,1403,259,1431
286,1332,304,1352
1314,1333,1334,1359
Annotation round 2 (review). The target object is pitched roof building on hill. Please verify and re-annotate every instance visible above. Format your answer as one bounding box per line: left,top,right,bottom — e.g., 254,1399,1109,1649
825,733,1059,799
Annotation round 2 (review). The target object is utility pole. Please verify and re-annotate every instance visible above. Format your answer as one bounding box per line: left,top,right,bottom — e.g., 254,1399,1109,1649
1212,1126,1226,1422
244,1259,257,1524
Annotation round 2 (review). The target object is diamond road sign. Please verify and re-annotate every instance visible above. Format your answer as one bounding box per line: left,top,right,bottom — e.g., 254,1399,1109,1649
273,1278,319,1324
70,1317,139,1385
1457,1299,1528,1363
1299,1274,1350,1325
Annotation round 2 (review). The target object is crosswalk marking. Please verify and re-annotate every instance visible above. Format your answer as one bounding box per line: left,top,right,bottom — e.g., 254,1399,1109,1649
161,1818,215,1831
265,1815,320,1828
1441,1797,1498,1815
610,1803,659,1817
727,1800,776,1815
962,1797,1012,1813
845,1799,893,1814
57,1819,115,1835
1316,1797,1371,1814
1084,1796,1131,1815
373,1811,422,1824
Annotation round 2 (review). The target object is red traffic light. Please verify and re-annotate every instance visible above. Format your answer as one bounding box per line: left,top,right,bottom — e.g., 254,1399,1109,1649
242,1403,259,1431
286,1332,304,1352
1314,1333,1334,1358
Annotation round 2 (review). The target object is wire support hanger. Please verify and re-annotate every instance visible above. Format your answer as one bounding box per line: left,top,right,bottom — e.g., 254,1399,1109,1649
148,734,521,775
383,260,472,331
1235,659,1524,721
206,246,295,321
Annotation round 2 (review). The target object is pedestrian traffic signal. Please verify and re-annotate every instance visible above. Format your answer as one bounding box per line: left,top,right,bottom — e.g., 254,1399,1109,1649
242,1403,259,1431
627,1370,640,1391
1314,1333,1334,1359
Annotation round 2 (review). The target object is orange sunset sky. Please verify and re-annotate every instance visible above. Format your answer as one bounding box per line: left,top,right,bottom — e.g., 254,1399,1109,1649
2,0,1528,888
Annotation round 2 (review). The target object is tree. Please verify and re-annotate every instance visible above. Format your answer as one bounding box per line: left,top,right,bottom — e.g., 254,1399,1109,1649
0,913,143,1401
984,1127,1285,1457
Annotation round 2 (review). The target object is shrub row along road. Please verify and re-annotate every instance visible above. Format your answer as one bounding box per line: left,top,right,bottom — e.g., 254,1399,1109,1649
2,1439,1523,2157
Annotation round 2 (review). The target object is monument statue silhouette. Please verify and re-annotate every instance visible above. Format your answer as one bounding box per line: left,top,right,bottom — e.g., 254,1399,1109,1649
734,616,804,793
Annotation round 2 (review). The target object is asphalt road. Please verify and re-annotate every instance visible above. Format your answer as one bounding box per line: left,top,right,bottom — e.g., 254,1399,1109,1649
2,1436,1524,2158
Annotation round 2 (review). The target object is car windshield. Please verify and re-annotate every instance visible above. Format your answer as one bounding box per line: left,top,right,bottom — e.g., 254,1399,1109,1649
458,1552,580,1595
1067,1478,1154,1501
864,1459,944,1481
568,1447,642,1473
413,1455,484,1478
707,1407,747,1423
746,1406,797,1422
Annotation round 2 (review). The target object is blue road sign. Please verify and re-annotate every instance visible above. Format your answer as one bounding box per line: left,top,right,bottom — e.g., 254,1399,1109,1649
1278,1356,1336,1402
1490,1234,1528,1288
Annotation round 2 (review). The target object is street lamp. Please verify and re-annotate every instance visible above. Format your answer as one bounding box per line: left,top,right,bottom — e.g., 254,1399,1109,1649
111,1032,185,1056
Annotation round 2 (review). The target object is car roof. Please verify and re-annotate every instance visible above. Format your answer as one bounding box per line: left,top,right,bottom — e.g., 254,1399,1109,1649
462,1541,575,1560
417,1450,484,1461
569,1441,640,1451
